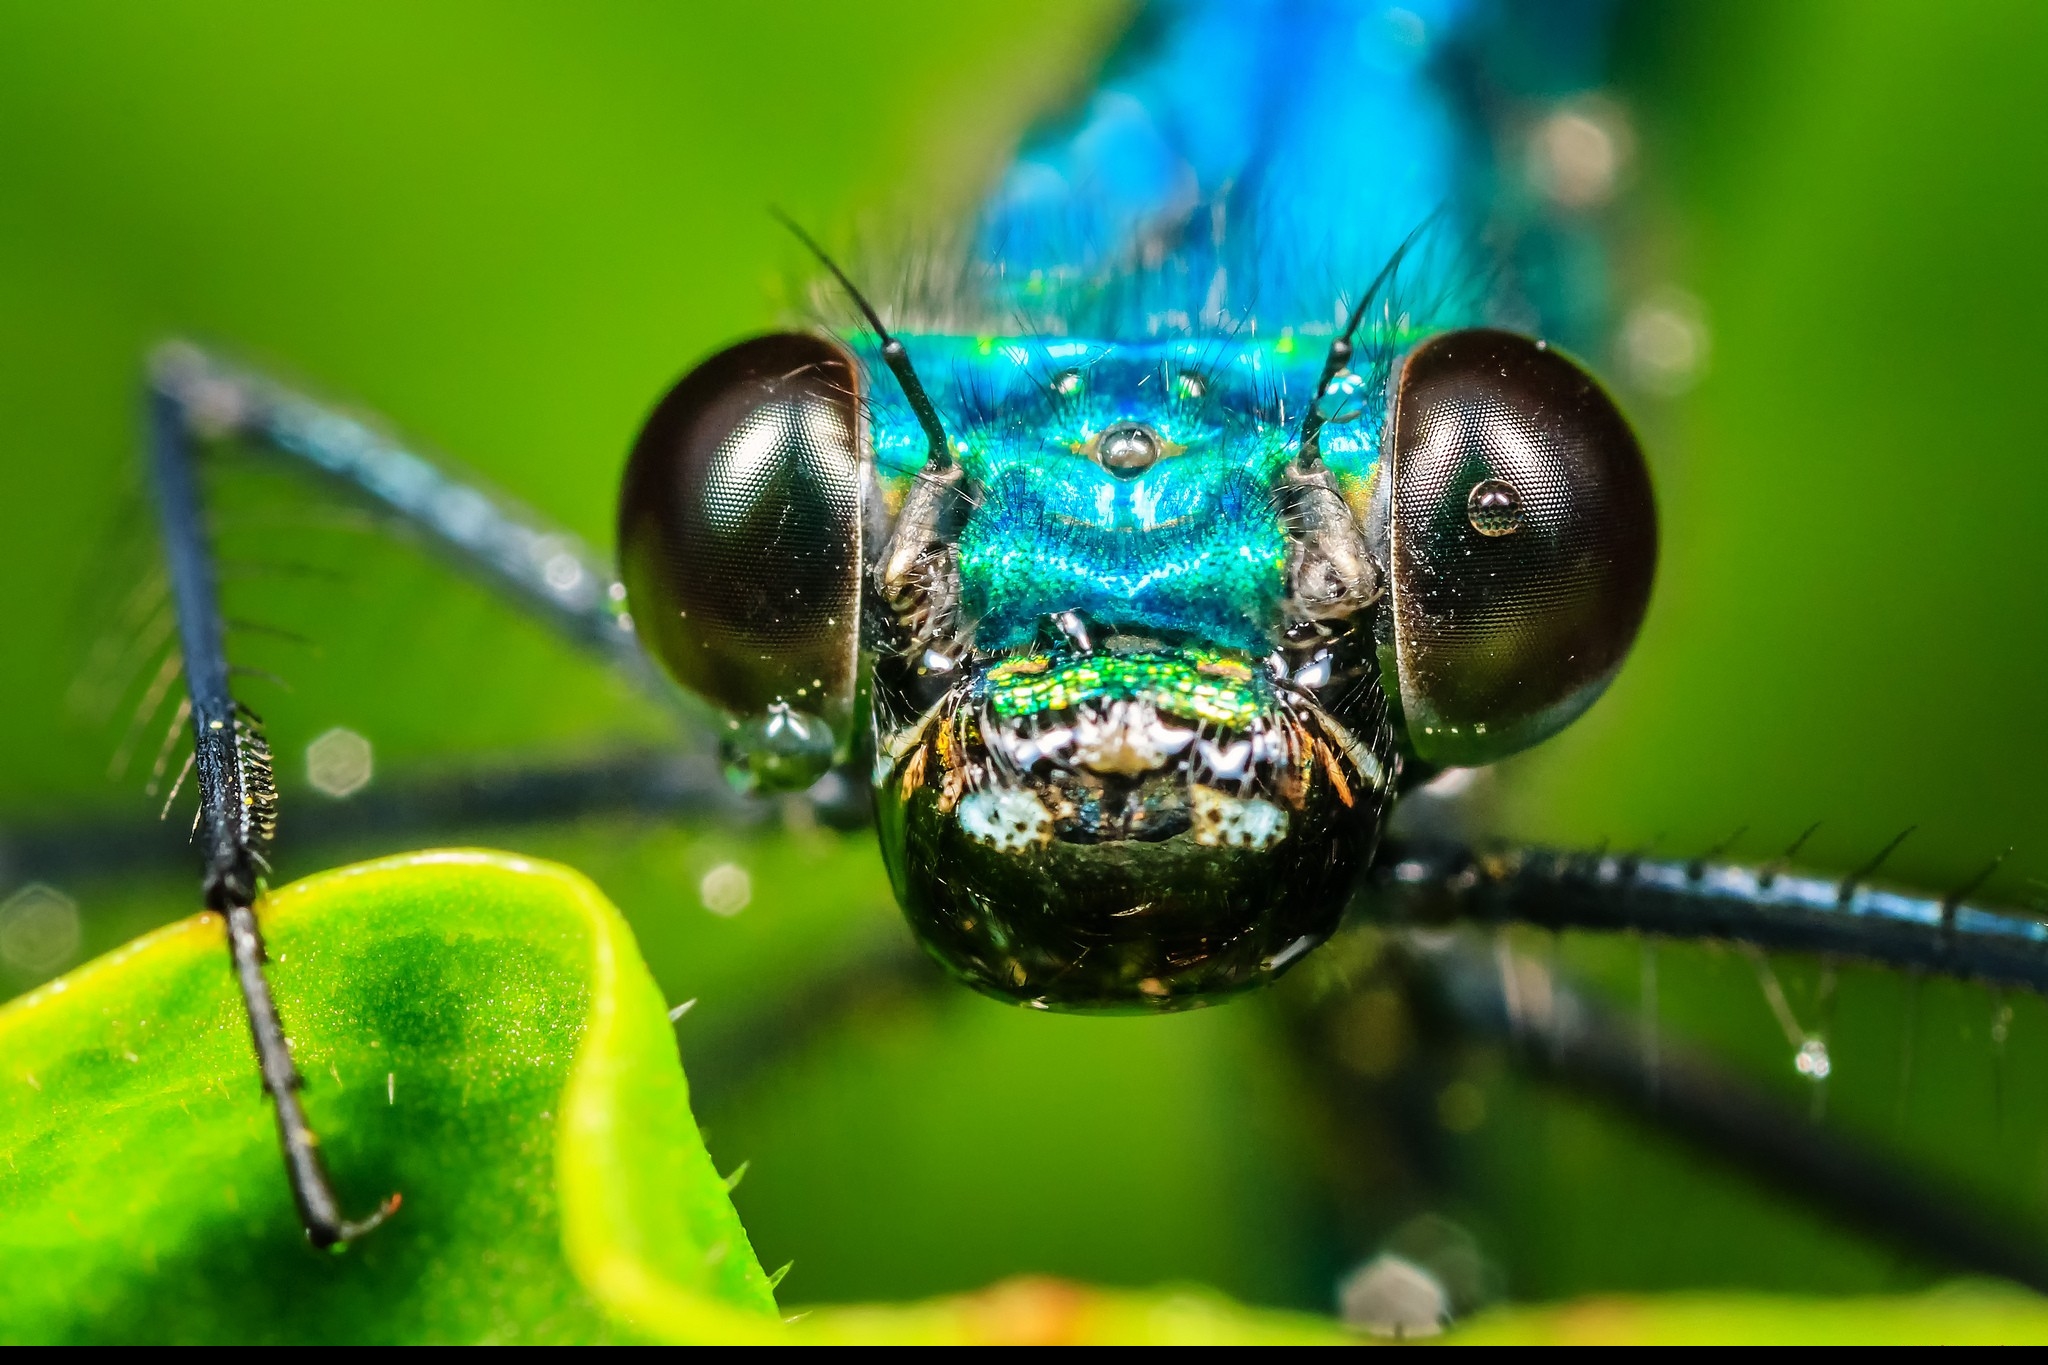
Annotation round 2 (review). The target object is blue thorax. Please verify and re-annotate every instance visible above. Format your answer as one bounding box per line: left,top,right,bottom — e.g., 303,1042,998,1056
853,0,1616,661
862,336,1387,655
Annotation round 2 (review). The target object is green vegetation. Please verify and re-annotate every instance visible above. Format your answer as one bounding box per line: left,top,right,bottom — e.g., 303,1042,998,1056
3,0,2048,1343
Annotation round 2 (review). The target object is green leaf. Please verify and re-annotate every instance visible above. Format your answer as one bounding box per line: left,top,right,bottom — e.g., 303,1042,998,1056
0,850,780,1344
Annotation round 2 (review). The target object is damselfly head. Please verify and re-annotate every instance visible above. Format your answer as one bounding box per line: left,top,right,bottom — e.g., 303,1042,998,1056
619,325,1655,1012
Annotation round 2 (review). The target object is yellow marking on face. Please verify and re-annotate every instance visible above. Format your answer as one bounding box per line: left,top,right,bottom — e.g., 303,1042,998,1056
1195,657,1254,683
935,717,967,813
1317,739,1354,808
987,655,1052,683
898,743,929,803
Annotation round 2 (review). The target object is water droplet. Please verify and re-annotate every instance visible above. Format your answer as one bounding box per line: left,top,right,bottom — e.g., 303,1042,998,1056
720,702,835,793
1795,1036,1831,1080
1466,479,1523,536
1094,421,1162,477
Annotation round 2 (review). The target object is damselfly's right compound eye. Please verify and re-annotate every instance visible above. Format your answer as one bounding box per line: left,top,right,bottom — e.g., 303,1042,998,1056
1383,329,1657,767
618,333,864,791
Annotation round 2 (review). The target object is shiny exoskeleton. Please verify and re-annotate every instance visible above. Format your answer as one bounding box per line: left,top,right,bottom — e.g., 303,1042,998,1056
619,324,1655,1010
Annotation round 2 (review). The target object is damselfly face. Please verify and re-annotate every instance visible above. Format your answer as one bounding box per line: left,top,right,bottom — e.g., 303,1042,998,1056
852,337,1402,1009
621,326,1656,1010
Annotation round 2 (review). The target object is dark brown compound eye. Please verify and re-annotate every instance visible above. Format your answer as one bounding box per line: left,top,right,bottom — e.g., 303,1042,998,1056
1385,328,1657,766
617,333,864,789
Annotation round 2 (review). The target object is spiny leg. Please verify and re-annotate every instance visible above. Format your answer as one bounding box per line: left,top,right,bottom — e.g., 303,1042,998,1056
4,750,748,888
147,341,667,697
1372,835,2048,995
129,346,2048,996
22,330,888,887
148,382,397,1248
142,341,2048,1002
22,770,2046,1000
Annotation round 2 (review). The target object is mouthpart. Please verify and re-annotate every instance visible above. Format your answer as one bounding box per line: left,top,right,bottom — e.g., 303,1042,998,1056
872,643,1395,1010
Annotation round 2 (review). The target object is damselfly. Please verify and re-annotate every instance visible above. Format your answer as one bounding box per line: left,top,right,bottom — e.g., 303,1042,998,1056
8,0,2048,1314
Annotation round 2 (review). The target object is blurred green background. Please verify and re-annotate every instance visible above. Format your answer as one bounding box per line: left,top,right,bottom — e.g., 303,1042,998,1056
2,0,2046,1320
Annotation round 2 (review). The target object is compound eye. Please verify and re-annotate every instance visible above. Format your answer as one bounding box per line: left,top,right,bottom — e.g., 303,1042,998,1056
618,333,863,789
1386,329,1656,766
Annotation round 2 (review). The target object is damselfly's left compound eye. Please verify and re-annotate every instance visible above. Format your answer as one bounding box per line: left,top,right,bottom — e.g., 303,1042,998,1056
618,333,864,791
1384,329,1656,766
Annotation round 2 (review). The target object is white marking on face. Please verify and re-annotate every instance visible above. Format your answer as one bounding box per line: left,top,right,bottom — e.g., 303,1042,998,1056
958,788,1055,852
993,723,1073,771
1196,737,1254,782
1190,785,1290,849
1069,700,1194,776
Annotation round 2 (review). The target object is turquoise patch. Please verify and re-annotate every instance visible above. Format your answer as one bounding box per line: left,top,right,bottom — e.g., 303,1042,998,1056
860,336,1385,656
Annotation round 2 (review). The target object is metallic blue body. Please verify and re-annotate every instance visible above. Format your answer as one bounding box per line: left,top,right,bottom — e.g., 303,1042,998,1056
860,0,1596,659
866,337,1382,656
979,0,1476,332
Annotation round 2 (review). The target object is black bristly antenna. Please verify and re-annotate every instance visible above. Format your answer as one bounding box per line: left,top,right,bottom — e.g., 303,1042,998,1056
771,209,954,473
147,373,399,1248
1297,215,1437,468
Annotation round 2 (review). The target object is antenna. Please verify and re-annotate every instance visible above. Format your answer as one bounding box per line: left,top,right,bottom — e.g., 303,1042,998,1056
772,209,953,472
1297,215,1436,467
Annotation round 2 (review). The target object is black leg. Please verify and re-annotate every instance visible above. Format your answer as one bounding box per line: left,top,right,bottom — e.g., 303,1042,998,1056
1372,836,2048,994
3,750,751,887
147,342,671,701
148,383,397,1248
